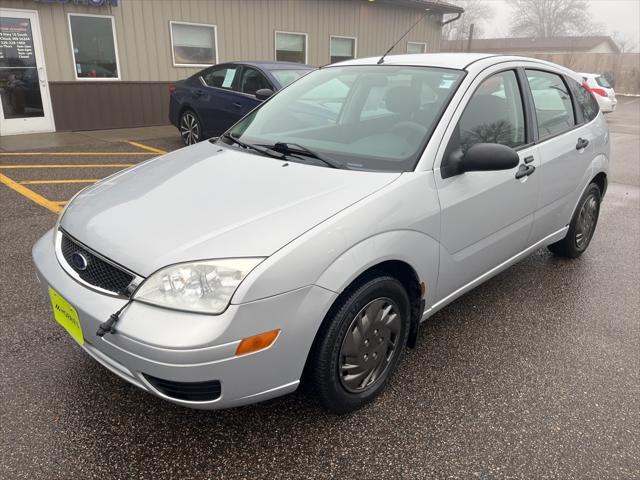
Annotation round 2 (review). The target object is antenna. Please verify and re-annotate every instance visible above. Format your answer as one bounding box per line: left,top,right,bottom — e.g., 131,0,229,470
377,9,430,65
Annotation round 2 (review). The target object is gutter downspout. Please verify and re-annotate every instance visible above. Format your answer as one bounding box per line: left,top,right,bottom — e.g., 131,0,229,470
439,11,462,27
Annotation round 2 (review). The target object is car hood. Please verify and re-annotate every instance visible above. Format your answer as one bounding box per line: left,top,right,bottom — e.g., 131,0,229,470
61,141,400,276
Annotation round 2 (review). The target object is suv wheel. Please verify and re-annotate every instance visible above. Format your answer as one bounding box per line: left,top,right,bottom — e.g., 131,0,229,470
548,182,601,258
307,276,410,414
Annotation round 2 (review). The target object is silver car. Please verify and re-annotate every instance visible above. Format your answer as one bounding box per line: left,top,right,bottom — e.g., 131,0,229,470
33,54,609,413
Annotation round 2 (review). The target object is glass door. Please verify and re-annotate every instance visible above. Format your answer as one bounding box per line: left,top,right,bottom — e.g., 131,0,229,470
0,9,55,136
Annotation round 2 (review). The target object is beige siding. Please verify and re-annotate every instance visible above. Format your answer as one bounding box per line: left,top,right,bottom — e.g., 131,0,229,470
2,0,443,82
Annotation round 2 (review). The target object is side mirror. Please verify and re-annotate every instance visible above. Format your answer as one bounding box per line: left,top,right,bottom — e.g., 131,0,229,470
462,143,520,172
255,88,274,101
443,143,519,178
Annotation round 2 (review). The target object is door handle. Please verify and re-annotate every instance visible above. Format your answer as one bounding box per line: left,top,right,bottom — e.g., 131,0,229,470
233,102,242,109
515,164,536,179
193,89,205,97
524,155,535,164
576,137,589,150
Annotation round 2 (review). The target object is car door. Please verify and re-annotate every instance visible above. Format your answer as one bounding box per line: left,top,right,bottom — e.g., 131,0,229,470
236,66,273,116
197,64,243,135
434,67,540,301
524,69,599,243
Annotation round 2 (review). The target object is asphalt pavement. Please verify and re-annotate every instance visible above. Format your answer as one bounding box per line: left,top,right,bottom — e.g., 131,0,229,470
1,99,639,479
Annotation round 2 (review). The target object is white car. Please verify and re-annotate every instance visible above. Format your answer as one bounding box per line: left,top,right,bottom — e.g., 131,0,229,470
33,54,609,413
579,72,617,113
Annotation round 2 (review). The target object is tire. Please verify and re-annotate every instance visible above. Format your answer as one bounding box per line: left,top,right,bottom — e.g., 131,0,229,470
548,182,601,258
306,276,411,414
179,110,201,146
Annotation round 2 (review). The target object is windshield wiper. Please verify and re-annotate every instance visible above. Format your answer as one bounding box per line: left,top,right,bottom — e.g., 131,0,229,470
220,133,285,160
269,142,342,169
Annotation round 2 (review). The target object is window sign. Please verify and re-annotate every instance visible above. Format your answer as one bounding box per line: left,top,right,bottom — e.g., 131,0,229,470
221,69,236,88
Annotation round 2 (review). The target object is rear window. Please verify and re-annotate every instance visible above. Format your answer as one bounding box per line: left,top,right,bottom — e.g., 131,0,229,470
525,70,575,140
568,77,599,123
595,76,611,88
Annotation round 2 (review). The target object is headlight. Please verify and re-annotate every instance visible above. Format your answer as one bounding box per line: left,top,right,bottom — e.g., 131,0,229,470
133,258,264,314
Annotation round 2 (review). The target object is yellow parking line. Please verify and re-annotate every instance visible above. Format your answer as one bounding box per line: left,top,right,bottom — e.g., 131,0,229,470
0,164,134,169
0,173,62,214
0,152,152,156
19,179,99,185
128,141,167,155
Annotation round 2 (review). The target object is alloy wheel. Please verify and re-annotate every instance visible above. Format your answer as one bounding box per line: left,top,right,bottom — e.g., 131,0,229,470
338,298,402,393
180,112,200,145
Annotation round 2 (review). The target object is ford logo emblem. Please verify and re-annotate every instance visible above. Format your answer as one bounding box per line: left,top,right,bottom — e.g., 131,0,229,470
71,252,88,271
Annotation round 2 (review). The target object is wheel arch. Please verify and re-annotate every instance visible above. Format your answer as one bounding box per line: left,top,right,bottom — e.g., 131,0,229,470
303,229,440,374
592,171,607,198
300,259,424,388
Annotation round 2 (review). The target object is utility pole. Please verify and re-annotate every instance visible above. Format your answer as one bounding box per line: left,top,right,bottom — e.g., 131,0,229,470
467,23,475,52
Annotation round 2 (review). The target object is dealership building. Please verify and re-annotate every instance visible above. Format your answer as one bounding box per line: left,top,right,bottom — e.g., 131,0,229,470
0,0,462,136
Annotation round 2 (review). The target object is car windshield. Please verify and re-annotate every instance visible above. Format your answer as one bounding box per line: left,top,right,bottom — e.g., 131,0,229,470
223,65,464,171
595,76,611,88
271,69,314,87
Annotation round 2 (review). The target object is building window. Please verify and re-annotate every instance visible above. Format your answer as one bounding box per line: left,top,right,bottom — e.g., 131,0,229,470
170,21,217,67
330,36,356,64
68,14,120,80
407,42,427,54
275,31,307,64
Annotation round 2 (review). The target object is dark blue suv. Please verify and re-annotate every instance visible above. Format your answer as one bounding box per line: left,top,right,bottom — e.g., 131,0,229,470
169,61,314,145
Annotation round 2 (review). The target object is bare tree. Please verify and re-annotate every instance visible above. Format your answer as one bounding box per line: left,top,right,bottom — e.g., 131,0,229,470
611,31,637,53
508,0,594,38
442,0,494,41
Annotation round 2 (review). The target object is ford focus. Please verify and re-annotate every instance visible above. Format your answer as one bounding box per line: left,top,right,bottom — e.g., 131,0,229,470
33,54,608,413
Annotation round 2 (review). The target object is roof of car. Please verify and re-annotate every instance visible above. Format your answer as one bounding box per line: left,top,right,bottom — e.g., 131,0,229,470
332,53,578,76
332,53,499,70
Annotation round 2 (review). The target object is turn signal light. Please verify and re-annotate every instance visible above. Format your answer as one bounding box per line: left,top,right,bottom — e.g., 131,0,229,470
235,329,280,356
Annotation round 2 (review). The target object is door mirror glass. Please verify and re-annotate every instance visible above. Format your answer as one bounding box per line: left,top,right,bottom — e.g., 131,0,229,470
255,88,274,101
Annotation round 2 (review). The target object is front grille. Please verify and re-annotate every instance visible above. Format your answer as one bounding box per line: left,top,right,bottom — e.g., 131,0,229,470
144,374,222,402
60,233,134,295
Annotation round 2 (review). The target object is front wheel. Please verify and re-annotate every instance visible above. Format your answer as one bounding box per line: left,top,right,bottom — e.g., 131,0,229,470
306,276,410,414
548,182,601,258
179,110,201,146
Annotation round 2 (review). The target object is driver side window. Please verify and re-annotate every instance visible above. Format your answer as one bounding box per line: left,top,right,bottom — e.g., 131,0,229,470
457,70,526,153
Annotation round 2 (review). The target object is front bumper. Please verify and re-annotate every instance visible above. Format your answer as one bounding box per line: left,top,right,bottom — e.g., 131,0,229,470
33,230,336,409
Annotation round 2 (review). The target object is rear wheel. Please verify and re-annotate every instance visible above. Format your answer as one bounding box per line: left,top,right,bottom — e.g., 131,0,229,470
179,110,201,146
548,183,601,258
307,276,410,414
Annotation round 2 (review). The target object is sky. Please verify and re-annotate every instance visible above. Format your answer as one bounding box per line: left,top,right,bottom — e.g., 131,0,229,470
474,0,640,51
